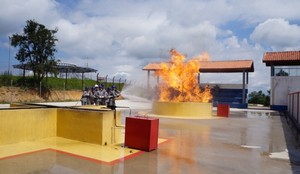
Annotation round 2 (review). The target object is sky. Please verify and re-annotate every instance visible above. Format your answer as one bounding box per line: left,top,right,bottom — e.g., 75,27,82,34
1,0,300,93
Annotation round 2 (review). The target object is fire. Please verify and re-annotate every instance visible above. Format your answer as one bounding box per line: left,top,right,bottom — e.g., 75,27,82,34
155,49,212,103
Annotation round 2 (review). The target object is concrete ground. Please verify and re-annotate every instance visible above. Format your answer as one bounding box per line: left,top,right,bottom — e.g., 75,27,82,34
1,99,300,174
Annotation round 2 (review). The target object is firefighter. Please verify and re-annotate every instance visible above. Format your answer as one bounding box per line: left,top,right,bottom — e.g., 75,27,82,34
89,86,96,105
94,84,101,105
106,87,115,109
98,84,107,105
80,86,90,105
111,85,120,98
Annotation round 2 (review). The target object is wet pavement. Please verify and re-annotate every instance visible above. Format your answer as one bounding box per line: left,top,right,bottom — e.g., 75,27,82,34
1,100,300,173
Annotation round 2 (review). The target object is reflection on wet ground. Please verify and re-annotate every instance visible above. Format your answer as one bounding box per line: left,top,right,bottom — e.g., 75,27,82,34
1,101,300,173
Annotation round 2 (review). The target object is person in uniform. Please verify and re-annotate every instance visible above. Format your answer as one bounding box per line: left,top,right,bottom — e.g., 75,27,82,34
80,86,90,105
106,87,115,109
94,84,102,105
98,84,107,105
89,86,96,105
111,85,120,98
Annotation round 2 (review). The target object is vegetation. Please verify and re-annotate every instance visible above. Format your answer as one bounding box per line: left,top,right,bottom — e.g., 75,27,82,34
248,90,270,106
276,69,289,76
0,74,124,91
10,20,59,87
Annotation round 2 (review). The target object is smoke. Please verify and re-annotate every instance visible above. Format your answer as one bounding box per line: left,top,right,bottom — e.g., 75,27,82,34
121,84,156,102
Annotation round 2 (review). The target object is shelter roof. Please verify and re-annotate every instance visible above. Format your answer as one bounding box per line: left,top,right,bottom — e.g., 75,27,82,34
263,51,300,66
13,62,97,73
142,60,254,73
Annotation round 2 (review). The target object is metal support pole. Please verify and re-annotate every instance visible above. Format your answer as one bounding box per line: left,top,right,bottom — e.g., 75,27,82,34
292,94,294,121
297,93,299,122
147,70,150,89
8,37,11,73
40,81,42,97
242,70,246,104
65,71,68,90
105,75,108,88
82,73,84,90
271,65,274,76
10,80,13,103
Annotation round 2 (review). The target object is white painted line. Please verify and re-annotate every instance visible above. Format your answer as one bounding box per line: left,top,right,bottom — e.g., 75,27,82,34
241,145,261,149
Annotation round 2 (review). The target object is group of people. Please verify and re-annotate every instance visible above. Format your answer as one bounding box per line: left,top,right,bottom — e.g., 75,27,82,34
80,84,121,108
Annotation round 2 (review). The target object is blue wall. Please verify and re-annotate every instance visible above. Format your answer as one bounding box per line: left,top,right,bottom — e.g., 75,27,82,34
212,88,248,108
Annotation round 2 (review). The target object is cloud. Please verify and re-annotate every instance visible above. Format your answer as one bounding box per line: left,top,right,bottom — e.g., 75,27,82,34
250,18,300,50
1,0,300,94
0,0,59,36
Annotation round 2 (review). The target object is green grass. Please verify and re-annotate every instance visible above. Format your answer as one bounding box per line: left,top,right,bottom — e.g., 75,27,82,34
0,75,124,91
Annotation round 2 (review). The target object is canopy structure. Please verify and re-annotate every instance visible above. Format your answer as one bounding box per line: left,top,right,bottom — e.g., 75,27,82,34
13,62,97,89
143,59,254,106
263,51,300,66
143,60,254,72
262,51,300,110
263,51,300,76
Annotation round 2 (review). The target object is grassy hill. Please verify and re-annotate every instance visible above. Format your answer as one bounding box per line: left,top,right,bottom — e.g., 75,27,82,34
0,74,125,103
0,74,124,91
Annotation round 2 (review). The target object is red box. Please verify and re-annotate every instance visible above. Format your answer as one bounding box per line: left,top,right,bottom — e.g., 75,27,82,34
125,116,159,151
217,104,230,117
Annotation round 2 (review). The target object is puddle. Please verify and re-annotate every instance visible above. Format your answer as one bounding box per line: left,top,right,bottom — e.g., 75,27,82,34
269,149,289,160
245,111,275,118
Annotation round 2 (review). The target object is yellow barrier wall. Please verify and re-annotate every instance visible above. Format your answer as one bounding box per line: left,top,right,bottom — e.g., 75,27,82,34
0,108,57,145
56,109,121,146
0,108,122,146
152,101,212,117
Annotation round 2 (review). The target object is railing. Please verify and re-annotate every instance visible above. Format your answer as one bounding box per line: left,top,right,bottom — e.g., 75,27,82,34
275,67,300,76
287,91,300,140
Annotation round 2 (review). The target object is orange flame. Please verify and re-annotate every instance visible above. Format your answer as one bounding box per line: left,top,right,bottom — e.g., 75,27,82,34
155,49,212,103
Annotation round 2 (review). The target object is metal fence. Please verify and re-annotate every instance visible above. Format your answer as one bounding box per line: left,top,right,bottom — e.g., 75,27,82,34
287,91,300,140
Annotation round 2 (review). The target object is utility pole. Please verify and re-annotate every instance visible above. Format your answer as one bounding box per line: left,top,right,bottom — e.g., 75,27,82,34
8,36,11,74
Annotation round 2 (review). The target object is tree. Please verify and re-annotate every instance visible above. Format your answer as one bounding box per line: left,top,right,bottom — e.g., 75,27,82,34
276,69,289,76
11,20,59,87
248,90,270,106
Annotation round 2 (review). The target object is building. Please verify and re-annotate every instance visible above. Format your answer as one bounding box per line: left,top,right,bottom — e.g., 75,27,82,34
143,59,254,108
263,51,300,110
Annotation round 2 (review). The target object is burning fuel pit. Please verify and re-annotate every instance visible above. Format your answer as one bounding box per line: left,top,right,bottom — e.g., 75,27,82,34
149,49,213,118
152,101,212,118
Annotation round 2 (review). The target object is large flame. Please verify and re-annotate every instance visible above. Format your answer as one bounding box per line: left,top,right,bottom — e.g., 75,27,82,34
155,49,212,103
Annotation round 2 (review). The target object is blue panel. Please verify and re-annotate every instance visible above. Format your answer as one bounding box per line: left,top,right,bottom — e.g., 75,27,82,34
212,88,249,109
217,88,248,93
215,93,244,98
213,101,248,108
213,97,242,103
230,103,248,108
270,105,287,111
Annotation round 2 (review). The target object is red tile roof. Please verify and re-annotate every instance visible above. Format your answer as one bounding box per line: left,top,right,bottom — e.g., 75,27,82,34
143,60,254,73
199,60,254,72
263,51,300,66
142,63,163,71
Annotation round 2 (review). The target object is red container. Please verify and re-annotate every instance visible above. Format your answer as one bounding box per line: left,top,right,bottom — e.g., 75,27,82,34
125,116,159,151
217,104,230,117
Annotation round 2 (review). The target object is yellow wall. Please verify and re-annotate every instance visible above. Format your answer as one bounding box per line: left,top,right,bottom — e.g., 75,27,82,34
152,101,212,117
57,109,122,145
57,109,113,145
0,108,57,145
0,108,122,146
